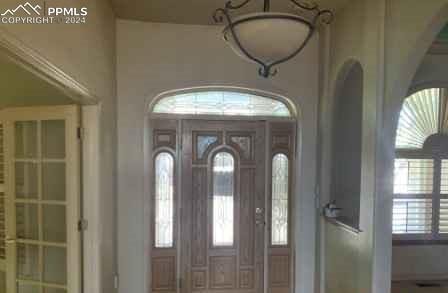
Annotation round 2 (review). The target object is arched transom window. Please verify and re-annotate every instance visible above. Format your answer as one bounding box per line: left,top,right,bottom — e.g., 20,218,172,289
152,91,291,117
393,88,448,241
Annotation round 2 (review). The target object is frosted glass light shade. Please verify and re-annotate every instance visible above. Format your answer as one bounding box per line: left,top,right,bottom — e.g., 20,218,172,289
223,13,311,65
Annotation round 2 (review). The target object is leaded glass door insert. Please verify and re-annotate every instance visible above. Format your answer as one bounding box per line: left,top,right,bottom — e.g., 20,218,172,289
1,106,80,293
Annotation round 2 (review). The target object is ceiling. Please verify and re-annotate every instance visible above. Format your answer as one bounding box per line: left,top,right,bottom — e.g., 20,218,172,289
112,0,350,25
0,55,72,109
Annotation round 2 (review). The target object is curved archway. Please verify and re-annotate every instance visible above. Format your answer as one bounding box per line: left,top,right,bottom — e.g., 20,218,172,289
376,6,448,293
388,4,448,128
330,60,364,228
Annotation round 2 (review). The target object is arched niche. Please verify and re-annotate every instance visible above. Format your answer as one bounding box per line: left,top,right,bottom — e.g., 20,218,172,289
330,60,364,229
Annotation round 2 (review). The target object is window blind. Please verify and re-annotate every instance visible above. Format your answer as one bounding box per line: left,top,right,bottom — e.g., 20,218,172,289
393,198,433,234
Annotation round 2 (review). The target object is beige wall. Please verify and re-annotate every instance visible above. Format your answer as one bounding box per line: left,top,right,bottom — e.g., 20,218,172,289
116,19,320,293
321,1,375,293
0,0,117,292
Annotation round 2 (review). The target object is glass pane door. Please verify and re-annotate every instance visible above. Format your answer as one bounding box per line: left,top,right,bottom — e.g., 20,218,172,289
2,106,80,293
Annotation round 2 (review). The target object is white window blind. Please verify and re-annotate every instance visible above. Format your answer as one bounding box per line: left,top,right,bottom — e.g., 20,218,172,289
393,159,434,194
393,159,434,236
393,198,432,234
441,160,448,194
439,199,448,234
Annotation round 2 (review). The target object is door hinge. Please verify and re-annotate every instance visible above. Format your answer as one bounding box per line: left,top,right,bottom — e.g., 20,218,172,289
77,127,84,140
114,274,119,290
78,219,88,231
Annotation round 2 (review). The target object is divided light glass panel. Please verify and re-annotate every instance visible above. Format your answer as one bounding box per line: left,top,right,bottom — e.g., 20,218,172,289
213,152,234,246
271,154,289,246
396,88,441,149
154,152,174,248
14,120,69,293
152,91,291,117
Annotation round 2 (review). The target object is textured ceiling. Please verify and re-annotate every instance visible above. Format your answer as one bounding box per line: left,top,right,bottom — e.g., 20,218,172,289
112,0,350,25
0,55,72,109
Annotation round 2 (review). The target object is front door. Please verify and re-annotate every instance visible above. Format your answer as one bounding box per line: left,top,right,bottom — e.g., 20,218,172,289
181,120,266,293
150,119,295,293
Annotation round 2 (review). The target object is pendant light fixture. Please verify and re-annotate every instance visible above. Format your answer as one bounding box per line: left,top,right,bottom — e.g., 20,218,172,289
213,0,333,78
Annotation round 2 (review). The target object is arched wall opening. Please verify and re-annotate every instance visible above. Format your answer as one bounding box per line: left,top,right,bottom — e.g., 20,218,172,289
330,60,364,229
376,4,448,293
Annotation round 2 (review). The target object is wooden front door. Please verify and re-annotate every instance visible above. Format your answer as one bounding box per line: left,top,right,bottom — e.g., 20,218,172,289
150,119,295,293
181,120,266,293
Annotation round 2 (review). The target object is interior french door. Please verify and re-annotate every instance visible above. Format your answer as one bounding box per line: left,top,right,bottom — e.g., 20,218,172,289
1,106,81,293
150,119,295,293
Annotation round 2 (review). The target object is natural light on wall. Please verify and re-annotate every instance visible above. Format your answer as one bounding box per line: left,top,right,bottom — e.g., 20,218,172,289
152,91,291,117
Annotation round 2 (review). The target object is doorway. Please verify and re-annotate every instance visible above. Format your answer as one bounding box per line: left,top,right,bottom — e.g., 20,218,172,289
149,117,295,293
0,105,81,293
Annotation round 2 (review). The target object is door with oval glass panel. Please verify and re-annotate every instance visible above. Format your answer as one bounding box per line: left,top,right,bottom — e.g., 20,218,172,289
150,119,295,293
1,106,81,293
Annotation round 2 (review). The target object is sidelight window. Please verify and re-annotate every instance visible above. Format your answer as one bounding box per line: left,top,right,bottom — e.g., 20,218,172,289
154,152,174,248
212,152,235,246
271,154,289,245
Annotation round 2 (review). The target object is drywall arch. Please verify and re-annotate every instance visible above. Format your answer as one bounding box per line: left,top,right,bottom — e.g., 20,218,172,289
375,3,448,293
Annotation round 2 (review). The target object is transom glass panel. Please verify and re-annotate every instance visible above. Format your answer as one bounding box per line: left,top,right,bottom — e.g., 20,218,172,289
271,154,289,246
212,152,234,246
154,152,174,248
152,91,291,117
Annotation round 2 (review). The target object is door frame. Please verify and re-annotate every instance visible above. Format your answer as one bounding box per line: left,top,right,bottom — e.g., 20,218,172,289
145,113,298,293
0,28,104,293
